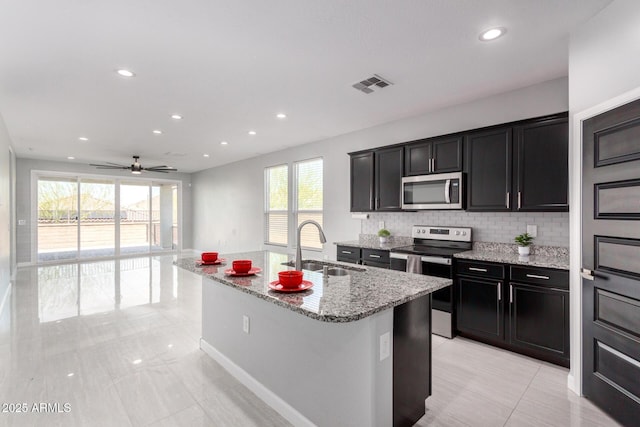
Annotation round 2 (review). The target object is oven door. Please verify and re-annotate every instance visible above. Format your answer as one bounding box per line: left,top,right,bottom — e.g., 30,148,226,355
401,172,462,210
389,254,453,312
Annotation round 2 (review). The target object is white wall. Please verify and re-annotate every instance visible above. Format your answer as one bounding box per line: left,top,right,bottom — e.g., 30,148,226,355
0,113,13,319
567,0,640,394
15,158,193,263
192,77,569,258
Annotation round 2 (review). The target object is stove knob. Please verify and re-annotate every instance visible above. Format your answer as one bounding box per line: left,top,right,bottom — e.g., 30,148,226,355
455,231,461,236
462,231,467,236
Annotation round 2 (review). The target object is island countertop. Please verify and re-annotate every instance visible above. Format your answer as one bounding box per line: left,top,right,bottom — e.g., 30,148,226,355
175,250,451,323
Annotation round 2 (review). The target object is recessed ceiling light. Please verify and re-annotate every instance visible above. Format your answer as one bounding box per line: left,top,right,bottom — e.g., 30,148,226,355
248,131,256,135
67,156,75,160
116,69,136,77
78,137,89,141
220,141,228,145
67,373,74,377
132,359,142,365
276,113,287,119
479,27,506,41
203,154,210,158
153,130,162,134
171,114,183,120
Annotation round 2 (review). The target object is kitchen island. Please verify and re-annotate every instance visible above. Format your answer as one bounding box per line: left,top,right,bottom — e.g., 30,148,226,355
175,251,451,427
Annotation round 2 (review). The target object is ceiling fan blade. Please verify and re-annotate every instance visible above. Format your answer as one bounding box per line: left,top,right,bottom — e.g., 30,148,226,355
146,167,178,172
92,165,129,169
90,163,127,168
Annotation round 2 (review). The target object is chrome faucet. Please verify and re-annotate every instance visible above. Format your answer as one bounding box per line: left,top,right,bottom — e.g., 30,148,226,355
295,220,327,270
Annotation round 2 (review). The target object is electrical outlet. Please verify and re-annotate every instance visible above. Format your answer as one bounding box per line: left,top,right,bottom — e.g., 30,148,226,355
379,332,390,361
242,315,250,334
18,220,26,226
526,224,538,238
379,221,385,230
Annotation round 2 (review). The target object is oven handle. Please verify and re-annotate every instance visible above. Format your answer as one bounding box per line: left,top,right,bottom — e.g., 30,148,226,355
390,252,452,266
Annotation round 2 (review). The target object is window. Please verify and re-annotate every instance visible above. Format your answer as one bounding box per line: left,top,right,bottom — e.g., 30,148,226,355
265,164,288,246
295,158,323,249
264,158,323,250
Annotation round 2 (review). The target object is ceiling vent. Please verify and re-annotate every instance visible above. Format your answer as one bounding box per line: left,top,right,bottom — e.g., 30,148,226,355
352,74,393,94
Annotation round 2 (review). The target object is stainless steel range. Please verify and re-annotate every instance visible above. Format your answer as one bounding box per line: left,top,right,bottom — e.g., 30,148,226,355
390,225,472,338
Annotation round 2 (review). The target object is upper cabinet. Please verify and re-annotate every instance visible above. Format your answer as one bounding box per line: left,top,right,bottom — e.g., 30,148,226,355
465,113,569,212
350,151,374,212
375,146,404,211
404,135,463,176
465,127,513,212
350,146,403,212
514,116,569,211
349,112,568,213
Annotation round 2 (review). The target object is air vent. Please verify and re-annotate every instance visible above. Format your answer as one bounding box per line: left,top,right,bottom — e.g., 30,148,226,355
352,74,393,94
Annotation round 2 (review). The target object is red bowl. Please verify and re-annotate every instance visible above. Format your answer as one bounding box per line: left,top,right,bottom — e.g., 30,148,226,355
201,252,218,262
278,270,304,288
232,260,252,274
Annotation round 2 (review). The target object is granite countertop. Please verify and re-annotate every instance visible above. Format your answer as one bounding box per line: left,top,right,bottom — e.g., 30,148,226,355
174,250,451,323
454,242,570,270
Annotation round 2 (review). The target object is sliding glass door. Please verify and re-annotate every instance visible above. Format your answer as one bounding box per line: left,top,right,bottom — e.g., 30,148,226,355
37,177,78,262
36,173,180,262
79,178,116,258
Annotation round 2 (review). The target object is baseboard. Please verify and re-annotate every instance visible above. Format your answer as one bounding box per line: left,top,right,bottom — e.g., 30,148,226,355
0,282,12,319
199,338,315,427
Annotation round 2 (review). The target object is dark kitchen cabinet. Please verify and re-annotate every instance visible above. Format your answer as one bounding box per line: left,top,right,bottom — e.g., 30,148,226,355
362,248,390,268
508,266,570,367
456,260,505,342
350,151,374,212
404,135,462,176
465,127,513,211
374,146,403,211
350,146,403,212
336,245,361,264
514,116,569,211
455,260,570,367
465,113,569,212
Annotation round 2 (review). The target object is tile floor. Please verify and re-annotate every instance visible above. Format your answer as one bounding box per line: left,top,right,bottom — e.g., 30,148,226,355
0,254,620,426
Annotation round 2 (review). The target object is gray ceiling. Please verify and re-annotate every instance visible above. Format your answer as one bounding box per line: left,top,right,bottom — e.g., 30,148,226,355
0,0,611,173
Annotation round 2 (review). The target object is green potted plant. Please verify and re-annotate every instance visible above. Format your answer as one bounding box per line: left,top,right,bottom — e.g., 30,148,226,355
514,232,534,256
378,228,391,244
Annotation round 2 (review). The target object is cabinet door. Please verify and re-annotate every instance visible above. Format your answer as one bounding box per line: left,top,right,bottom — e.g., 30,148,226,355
432,136,462,173
350,152,374,212
508,282,570,365
457,276,504,341
404,139,431,176
465,127,512,211
514,116,569,211
375,146,403,211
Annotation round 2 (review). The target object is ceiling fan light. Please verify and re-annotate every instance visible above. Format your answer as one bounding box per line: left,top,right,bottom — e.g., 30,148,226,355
131,170,142,175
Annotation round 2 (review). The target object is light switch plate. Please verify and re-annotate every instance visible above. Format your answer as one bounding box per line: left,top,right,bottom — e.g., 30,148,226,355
242,315,250,334
526,224,538,237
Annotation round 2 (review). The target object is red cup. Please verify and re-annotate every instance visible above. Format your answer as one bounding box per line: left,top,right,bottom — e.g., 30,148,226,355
201,252,218,262
278,270,304,288
232,260,252,274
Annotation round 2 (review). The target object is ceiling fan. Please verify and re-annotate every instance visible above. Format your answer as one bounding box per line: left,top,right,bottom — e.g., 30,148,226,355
90,155,178,174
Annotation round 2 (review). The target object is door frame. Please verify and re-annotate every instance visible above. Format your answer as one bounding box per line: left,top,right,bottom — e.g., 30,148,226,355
570,85,640,395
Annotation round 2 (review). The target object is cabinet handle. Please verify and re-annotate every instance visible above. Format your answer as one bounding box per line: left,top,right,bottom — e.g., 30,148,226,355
469,267,488,272
510,284,513,304
369,254,381,258
526,274,550,280
431,158,435,172
506,192,510,209
341,250,353,254
498,284,501,301
518,191,522,210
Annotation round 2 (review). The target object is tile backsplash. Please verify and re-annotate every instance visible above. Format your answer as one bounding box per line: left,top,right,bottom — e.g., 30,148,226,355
362,211,569,247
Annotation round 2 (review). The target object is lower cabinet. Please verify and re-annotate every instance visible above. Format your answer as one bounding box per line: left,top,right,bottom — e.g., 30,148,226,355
456,260,569,367
336,245,361,264
335,245,390,268
457,276,504,341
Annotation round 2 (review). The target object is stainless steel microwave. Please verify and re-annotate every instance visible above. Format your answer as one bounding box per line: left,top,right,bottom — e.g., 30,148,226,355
402,172,464,210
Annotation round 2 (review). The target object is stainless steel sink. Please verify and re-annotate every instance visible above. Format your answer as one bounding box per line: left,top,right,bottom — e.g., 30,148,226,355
326,267,349,276
300,262,324,271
